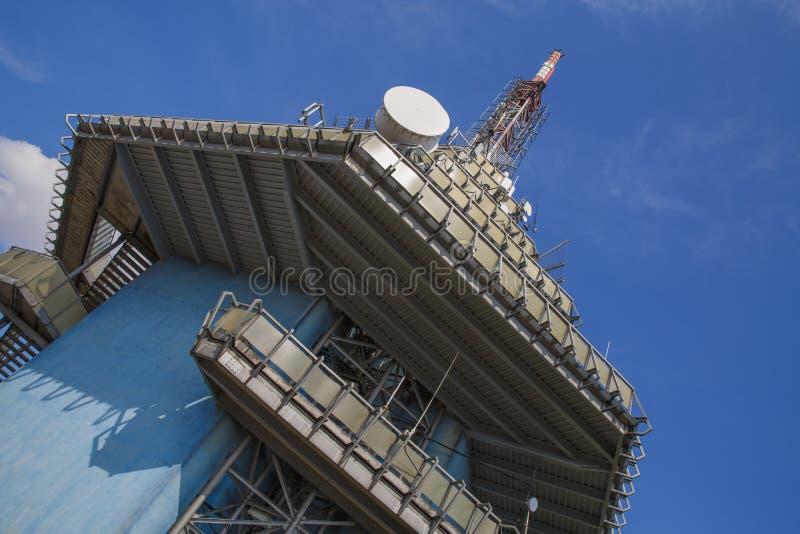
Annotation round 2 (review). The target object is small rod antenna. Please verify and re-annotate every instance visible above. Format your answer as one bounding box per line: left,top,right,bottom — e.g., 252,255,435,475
383,373,406,410
410,352,459,437
538,239,569,259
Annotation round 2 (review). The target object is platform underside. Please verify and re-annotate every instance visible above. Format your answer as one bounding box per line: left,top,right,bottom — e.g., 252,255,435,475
52,116,647,533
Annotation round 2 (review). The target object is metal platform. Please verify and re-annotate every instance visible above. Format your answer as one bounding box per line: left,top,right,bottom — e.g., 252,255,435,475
191,292,503,533
49,114,650,532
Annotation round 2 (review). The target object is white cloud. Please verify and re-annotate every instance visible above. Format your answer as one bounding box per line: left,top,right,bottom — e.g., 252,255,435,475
0,137,58,251
0,46,44,83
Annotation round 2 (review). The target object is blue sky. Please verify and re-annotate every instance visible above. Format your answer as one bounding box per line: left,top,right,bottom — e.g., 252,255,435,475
1,1,799,531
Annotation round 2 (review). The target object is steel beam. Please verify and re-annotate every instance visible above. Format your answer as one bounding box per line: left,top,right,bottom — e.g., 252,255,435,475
286,490,317,534
114,144,170,259
281,159,314,269
151,146,204,264
231,154,275,266
191,150,238,273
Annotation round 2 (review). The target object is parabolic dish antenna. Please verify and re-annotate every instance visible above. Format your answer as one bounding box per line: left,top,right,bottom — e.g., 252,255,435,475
375,86,450,152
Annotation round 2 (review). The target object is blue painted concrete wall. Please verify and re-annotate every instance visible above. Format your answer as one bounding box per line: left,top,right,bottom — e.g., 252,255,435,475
0,257,330,533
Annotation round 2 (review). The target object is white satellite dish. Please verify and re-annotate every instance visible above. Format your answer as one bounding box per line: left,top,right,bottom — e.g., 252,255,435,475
375,86,450,152
521,200,533,220
528,497,539,512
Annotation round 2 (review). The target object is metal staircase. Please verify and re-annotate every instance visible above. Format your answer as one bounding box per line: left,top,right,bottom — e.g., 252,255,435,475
0,320,40,381
81,241,155,311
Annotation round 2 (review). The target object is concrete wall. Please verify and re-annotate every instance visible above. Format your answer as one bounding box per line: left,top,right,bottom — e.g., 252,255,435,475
0,257,331,533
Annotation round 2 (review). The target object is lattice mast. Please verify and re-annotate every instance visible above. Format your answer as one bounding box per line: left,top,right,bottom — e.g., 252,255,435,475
467,49,563,174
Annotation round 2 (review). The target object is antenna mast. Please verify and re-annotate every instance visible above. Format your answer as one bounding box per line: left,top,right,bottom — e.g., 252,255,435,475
465,49,564,175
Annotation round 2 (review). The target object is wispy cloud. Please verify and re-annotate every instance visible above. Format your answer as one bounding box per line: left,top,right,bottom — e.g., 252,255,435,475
601,118,697,215
481,0,525,14
0,137,57,251
0,46,44,83
597,113,800,263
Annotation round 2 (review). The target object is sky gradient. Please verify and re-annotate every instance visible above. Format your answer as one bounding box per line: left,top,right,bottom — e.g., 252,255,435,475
1,1,799,532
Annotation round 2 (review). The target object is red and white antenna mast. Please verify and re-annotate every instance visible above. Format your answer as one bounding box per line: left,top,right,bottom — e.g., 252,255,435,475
465,49,564,174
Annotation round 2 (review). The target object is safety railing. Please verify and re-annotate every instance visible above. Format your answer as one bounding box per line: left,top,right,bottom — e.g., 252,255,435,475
332,115,375,130
353,134,650,433
65,114,364,162
44,131,75,254
195,292,506,534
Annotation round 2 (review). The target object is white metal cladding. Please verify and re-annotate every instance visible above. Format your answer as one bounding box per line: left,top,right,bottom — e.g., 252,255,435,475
58,114,649,533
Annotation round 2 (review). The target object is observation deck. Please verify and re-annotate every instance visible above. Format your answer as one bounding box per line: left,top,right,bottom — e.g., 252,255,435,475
50,114,649,532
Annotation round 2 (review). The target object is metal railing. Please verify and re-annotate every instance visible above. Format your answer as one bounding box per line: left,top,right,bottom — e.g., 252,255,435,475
44,131,75,254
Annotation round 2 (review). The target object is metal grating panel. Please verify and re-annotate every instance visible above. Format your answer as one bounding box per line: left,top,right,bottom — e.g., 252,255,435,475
245,155,304,272
201,152,264,270
126,145,192,258
161,148,228,266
